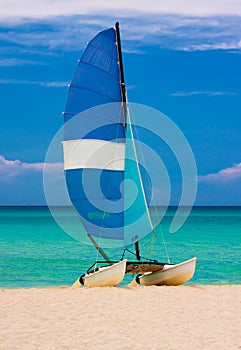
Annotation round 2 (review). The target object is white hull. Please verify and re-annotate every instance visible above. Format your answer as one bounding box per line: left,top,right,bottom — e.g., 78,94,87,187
83,259,127,288
139,257,196,286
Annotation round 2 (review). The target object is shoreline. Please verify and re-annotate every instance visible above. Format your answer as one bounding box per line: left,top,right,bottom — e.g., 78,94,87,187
1,282,241,289
1,285,240,349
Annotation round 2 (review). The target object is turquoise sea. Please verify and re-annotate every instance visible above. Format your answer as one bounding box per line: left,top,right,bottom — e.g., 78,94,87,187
0,206,240,288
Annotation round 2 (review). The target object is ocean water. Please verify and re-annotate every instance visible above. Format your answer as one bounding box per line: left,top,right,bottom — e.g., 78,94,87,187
0,206,240,288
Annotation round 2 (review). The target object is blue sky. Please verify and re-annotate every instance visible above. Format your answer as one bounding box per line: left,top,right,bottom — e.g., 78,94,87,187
0,0,241,205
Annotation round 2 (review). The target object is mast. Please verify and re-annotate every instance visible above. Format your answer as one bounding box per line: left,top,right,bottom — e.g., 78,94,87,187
135,242,141,261
116,22,141,260
115,21,127,126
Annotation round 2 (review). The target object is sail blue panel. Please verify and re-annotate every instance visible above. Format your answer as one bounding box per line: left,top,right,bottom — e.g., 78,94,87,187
64,102,125,141
82,124,125,142
63,27,126,242
71,63,120,101
64,89,114,117
81,29,118,73
65,168,124,240
64,28,123,123
64,118,125,142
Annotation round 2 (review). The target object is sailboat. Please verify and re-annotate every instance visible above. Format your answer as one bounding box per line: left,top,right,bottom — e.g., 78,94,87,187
63,22,196,287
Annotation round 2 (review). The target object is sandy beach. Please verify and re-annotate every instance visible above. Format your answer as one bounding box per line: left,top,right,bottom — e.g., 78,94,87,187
0,285,240,350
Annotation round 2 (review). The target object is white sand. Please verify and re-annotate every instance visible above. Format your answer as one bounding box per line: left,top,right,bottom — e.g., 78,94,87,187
0,285,240,349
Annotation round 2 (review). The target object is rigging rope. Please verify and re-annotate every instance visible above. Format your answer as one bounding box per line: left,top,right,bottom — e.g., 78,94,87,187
127,107,154,233
128,107,171,263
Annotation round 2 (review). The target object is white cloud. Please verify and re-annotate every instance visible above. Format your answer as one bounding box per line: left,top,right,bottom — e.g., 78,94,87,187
171,91,238,97
179,41,241,51
1,0,241,20
0,58,45,66
0,78,67,87
0,155,63,181
1,14,240,53
199,163,241,182
42,81,68,88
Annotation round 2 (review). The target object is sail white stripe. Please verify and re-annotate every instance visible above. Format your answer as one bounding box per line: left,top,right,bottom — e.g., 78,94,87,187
63,139,125,170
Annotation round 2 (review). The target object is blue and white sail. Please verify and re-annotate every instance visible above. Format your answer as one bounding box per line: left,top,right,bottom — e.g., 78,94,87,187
63,25,153,247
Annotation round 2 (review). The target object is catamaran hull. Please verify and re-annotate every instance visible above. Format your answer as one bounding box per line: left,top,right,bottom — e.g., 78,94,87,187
138,257,196,286
83,259,127,288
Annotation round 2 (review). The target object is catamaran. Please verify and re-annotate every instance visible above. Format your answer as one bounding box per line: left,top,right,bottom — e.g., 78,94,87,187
62,22,196,287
